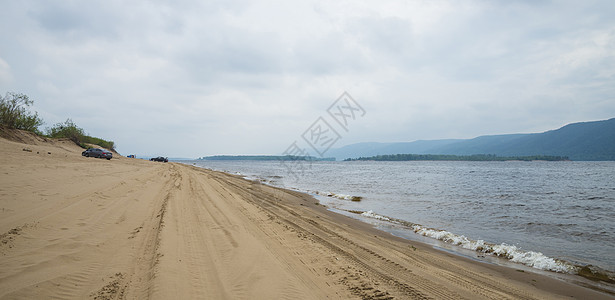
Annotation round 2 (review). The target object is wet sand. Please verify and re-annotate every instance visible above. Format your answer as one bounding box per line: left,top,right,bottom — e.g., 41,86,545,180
0,131,612,299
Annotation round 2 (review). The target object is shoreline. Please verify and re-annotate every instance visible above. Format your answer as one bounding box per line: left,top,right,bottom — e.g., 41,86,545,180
189,163,615,297
195,167,614,298
1,135,613,299
185,160,615,288
328,206,615,293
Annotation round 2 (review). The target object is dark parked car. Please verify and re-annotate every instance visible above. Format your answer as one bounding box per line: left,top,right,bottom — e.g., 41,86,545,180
82,148,112,160
150,156,168,162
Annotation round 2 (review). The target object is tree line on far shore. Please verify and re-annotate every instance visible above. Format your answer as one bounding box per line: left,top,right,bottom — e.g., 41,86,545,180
0,91,115,151
199,155,336,161
344,153,569,162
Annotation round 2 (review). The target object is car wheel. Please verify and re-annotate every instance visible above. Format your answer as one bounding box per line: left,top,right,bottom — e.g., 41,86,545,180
85,153,89,157
107,158,111,160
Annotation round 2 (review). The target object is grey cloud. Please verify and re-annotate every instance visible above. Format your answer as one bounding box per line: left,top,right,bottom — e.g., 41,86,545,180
349,16,415,56
1,0,614,157
29,2,122,42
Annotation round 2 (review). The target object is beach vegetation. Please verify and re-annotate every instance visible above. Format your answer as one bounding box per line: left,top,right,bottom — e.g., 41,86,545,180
46,119,85,144
1,91,116,152
0,92,44,134
46,119,116,151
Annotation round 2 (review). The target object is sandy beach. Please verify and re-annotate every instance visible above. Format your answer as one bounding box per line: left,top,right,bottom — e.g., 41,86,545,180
0,130,612,299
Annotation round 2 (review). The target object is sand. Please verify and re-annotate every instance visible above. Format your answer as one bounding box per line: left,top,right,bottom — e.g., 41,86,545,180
0,130,612,299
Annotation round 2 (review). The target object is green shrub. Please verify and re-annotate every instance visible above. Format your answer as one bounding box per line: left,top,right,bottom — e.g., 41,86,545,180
1,92,116,151
0,92,44,133
83,135,115,151
46,119,116,151
46,119,85,144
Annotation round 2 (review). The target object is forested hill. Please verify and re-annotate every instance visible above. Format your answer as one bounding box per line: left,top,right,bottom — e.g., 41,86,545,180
345,154,569,162
329,118,615,161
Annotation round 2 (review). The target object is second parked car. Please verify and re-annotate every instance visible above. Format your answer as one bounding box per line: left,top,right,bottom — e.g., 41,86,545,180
82,148,113,160
150,156,168,162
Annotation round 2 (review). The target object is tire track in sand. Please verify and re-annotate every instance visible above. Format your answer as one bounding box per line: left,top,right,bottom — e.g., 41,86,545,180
207,174,435,299
120,166,174,299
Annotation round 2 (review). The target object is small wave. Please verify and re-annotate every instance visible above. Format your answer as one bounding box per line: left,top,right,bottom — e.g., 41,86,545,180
313,191,363,201
412,226,575,273
361,210,391,221
358,210,578,274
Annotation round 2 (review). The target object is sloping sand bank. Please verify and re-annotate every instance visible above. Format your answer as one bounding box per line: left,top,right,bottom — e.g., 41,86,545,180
0,132,612,299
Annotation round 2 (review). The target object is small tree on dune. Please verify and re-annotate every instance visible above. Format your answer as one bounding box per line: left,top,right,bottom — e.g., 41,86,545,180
0,92,44,133
46,119,86,144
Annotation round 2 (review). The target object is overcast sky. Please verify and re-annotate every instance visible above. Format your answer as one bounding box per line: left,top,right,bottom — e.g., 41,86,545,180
1,1,614,158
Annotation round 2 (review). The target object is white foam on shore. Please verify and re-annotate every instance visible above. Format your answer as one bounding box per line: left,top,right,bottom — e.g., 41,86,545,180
361,210,391,221
359,210,578,274
330,193,358,200
312,191,362,201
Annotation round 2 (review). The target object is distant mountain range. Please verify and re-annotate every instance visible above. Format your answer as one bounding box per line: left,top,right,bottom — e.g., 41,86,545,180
328,118,615,161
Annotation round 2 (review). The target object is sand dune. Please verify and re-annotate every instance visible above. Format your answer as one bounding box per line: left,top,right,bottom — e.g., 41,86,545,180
0,131,612,299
